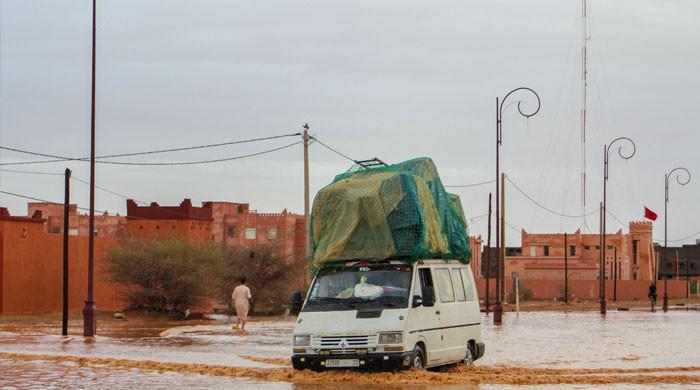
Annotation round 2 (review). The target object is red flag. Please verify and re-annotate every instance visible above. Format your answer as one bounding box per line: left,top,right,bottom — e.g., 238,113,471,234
644,207,658,221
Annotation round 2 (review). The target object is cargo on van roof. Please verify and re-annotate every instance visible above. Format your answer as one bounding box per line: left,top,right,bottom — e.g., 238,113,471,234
310,157,471,266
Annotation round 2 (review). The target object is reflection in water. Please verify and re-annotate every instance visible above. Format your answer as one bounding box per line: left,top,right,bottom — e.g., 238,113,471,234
1,311,700,388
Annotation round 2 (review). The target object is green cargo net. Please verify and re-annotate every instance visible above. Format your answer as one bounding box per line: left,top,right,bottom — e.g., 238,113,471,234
311,157,471,266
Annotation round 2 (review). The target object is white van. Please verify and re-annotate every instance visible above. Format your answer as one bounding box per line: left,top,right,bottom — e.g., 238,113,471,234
291,259,485,370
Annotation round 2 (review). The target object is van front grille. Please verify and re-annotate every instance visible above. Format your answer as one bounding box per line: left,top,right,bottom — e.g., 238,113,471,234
312,335,377,350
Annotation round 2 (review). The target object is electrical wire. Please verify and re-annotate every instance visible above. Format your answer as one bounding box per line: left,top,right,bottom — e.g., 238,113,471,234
0,132,302,166
308,136,357,164
2,141,302,167
444,179,496,188
0,169,64,176
506,175,598,218
0,190,106,214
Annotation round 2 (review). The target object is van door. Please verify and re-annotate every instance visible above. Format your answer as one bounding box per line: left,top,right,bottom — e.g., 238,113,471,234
410,267,443,366
460,267,482,347
434,267,465,362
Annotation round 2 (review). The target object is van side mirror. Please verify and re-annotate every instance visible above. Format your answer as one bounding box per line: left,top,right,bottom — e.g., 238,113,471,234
290,291,303,315
422,287,435,307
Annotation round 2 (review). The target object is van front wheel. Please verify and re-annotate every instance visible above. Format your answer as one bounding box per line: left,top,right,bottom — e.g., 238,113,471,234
411,345,425,370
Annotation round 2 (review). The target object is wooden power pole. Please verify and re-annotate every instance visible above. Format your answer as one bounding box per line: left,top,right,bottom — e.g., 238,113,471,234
303,124,311,284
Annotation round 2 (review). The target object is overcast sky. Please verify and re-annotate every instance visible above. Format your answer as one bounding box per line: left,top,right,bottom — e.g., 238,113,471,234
1,0,699,246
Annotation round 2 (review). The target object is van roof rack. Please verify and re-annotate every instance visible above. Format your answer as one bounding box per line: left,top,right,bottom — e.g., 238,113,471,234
354,158,388,169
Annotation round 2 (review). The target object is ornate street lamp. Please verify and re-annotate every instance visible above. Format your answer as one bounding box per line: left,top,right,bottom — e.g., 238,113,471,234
494,87,541,324
663,167,691,312
83,0,97,336
601,137,636,315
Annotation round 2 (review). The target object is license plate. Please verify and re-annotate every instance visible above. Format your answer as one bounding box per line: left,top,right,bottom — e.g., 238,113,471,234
325,358,360,368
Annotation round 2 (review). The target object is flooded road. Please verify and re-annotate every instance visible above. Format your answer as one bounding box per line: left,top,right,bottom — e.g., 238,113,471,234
1,310,699,388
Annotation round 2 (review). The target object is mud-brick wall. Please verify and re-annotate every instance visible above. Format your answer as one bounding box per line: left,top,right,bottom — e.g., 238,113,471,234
0,219,125,314
476,278,692,301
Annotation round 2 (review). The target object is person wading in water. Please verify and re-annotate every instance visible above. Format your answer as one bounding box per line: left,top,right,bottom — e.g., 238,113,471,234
232,277,252,331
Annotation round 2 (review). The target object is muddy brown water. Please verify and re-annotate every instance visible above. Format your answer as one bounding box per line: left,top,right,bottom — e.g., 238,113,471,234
1,310,699,388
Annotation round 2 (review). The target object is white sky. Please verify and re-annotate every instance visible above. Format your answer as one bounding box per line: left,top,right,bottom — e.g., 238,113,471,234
1,0,699,246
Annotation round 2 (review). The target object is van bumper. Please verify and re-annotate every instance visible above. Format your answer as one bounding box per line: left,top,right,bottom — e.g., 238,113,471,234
292,352,414,371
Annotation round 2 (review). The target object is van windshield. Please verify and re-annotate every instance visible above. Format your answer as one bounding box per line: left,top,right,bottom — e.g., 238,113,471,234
303,263,412,312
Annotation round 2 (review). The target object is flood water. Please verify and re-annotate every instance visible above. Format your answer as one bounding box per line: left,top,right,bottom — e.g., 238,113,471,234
1,309,699,389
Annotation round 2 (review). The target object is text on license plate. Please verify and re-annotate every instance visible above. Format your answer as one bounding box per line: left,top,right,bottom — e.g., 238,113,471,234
325,358,360,368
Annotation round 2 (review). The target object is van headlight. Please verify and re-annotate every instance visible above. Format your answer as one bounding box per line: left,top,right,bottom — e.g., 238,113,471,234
293,334,311,346
378,332,403,345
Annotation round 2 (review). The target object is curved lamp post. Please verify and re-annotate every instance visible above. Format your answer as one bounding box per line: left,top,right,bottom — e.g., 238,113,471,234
663,167,691,312
494,87,541,324
601,137,636,315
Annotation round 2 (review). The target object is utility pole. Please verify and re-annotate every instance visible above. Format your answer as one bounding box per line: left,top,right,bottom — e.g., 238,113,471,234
564,232,568,304
599,202,605,315
500,173,506,305
83,0,97,337
62,168,71,337
613,246,617,301
303,123,311,285
485,193,492,313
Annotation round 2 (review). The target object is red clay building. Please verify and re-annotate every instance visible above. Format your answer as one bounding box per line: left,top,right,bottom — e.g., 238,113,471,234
28,202,126,238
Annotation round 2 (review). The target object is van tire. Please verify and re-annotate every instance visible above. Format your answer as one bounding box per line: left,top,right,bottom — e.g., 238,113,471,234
463,343,475,366
411,345,426,370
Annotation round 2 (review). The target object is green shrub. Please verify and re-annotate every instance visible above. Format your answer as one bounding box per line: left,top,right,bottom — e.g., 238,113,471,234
104,237,224,316
219,244,303,315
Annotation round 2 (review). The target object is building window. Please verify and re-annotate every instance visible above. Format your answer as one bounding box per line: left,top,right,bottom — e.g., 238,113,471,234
226,225,235,237
543,246,550,256
50,227,61,234
595,246,600,250
633,240,639,265
529,246,536,257
249,251,255,259
608,245,613,250
570,245,576,256
585,245,590,250
68,228,79,236
245,228,256,240
268,228,278,240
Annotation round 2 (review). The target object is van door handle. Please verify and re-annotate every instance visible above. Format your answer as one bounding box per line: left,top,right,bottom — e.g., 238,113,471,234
435,310,441,315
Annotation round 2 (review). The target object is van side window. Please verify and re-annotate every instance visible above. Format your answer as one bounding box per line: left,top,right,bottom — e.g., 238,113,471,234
417,268,433,298
459,268,475,301
435,268,455,303
450,269,466,301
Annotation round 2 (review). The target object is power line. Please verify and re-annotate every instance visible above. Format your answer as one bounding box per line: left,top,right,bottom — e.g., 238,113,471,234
0,169,64,176
0,133,301,166
0,190,105,214
445,179,496,188
309,136,357,164
506,175,598,218
2,141,301,167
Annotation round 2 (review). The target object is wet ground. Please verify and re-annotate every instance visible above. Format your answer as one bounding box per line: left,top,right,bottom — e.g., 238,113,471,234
1,308,699,389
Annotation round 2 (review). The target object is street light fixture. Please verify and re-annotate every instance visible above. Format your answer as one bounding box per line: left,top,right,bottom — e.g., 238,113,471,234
494,87,541,324
601,137,636,315
83,0,97,336
663,167,691,312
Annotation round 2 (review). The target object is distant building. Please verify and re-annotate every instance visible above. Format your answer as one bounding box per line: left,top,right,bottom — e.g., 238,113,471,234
125,199,214,242
656,241,700,279
205,201,305,261
480,221,655,281
28,202,126,237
